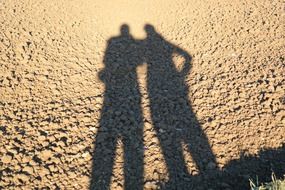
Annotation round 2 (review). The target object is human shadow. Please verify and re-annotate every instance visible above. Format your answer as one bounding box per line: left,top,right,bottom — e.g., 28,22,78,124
143,24,217,189
90,24,145,190
90,24,217,189
90,24,285,189
142,25,285,189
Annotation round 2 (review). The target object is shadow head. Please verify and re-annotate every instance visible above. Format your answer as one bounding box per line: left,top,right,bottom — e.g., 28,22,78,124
144,24,156,36
120,24,130,36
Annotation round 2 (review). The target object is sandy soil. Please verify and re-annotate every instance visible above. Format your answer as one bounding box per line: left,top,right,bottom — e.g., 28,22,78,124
0,0,285,189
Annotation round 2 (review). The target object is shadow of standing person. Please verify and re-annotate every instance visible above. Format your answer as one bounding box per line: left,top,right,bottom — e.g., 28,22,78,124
90,24,144,190
143,24,217,189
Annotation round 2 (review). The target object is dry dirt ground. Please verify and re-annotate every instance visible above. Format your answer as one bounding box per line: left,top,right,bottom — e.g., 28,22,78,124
0,0,285,189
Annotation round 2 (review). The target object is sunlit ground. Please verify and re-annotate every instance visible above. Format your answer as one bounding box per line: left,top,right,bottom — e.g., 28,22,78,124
0,0,284,189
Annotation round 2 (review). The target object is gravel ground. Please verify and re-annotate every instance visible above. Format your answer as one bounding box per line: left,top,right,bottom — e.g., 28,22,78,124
0,0,285,189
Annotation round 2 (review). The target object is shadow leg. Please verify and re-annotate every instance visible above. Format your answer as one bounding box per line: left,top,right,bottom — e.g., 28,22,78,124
184,117,217,173
90,130,118,190
122,126,144,190
155,125,190,187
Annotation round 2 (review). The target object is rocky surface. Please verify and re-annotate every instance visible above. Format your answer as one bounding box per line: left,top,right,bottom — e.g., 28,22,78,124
0,0,284,189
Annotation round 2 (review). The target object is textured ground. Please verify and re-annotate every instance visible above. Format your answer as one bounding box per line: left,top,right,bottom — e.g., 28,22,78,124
0,0,285,189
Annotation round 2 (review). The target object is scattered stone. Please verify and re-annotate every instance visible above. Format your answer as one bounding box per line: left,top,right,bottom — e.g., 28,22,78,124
22,166,34,175
48,165,57,172
38,150,53,161
82,152,92,161
2,155,12,164
145,181,158,189
17,174,30,182
38,167,50,177
38,135,46,142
